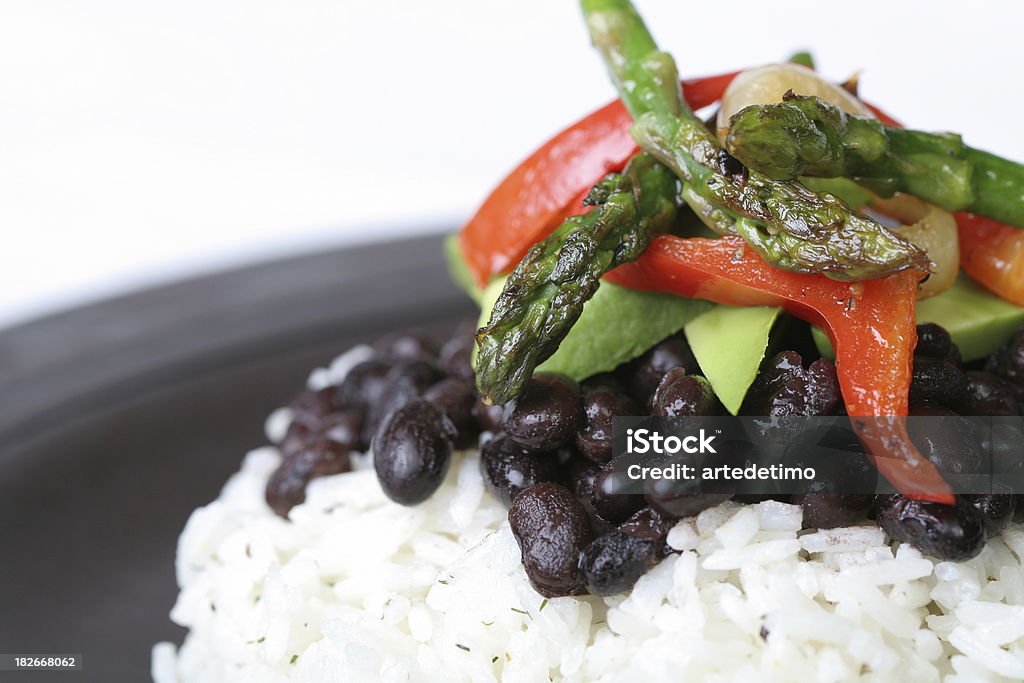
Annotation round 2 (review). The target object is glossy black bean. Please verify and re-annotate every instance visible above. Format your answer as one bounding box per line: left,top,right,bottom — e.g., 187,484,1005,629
907,405,985,475
576,386,639,464
985,325,1024,400
651,369,718,417
741,352,841,416
964,491,1016,537
565,455,616,535
281,409,364,458
915,323,962,365
266,440,351,517
592,457,647,523
875,495,986,561
472,396,506,433
508,483,593,597
624,335,698,407
643,441,754,518
479,434,561,506
288,387,339,424
373,332,439,361
373,399,456,505
362,360,446,449
910,356,969,408
579,531,660,596
438,322,477,381
503,373,582,451
619,506,676,545
961,371,1020,416
581,372,627,394
794,492,874,530
991,423,1024,476
424,377,479,449
335,359,394,410
789,425,875,529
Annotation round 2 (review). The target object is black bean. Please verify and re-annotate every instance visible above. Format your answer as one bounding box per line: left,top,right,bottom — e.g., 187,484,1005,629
266,440,351,517
362,360,445,449
793,491,874,530
503,373,582,451
373,332,439,361
581,372,627,394
915,323,962,365
472,396,506,433
619,506,676,545
874,495,986,561
592,457,647,523
651,369,719,417
576,386,639,464
373,399,456,505
288,387,340,424
624,335,699,407
579,531,660,596
335,359,394,410
907,405,985,476
424,377,479,449
565,455,616,535
992,422,1024,476
281,409,364,458
964,490,1016,537
961,371,1020,416
741,352,841,416
985,325,1024,401
643,441,753,518
508,483,593,597
479,434,561,506
910,356,969,408
789,425,875,529
438,322,477,381
644,473,732,519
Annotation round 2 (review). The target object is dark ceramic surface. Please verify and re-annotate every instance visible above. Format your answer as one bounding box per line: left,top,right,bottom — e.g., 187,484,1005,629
0,233,473,682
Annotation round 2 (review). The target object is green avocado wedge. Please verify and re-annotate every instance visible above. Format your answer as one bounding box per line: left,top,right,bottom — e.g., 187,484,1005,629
444,234,483,305
685,305,782,415
476,276,713,381
813,275,1024,362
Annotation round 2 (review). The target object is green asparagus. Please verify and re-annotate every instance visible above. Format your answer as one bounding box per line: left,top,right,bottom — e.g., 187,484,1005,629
582,0,928,280
725,93,1024,227
474,153,678,404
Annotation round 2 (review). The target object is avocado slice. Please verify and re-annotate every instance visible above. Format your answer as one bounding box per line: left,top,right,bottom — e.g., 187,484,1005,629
812,275,1024,362
444,233,483,305
476,276,713,380
684,305,781,415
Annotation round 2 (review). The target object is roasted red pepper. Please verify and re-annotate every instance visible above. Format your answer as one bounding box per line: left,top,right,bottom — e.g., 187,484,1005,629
459,71,739,287
957,212,1024,306
605,235,955,504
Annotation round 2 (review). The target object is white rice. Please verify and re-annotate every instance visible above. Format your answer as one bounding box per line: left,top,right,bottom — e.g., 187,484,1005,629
153,351,1024,683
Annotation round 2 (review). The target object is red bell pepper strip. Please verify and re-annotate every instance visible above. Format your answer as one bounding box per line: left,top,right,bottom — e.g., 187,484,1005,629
957,212,1024,306
459,71,739,287
605,234,955,504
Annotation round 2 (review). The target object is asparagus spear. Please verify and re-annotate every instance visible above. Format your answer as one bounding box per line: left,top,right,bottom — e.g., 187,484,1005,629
475,153,677,404
582,0,928,280
725,93,1024,227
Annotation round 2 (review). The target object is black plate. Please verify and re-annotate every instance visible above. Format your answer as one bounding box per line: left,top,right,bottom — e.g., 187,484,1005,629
0,233,474,682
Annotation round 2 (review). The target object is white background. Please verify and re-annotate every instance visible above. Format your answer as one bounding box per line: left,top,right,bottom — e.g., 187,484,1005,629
1,0,1021,328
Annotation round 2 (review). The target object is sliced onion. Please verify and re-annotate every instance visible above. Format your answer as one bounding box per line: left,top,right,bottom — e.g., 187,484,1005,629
870,194,959,299
716,63,873,144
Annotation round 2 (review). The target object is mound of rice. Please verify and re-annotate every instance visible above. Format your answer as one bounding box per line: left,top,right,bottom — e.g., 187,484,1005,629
153,349,1024,683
